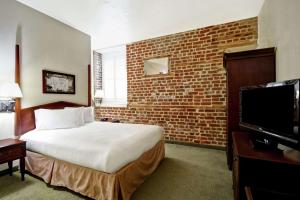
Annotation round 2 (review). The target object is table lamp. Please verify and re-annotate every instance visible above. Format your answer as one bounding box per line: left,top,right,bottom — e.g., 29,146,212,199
94,90,104,106
0,83,23,112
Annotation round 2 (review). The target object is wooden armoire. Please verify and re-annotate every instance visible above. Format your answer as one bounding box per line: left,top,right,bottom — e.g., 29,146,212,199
224,48,276,170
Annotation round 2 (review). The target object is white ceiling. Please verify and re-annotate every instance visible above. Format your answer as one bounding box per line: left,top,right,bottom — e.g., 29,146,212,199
17,0,265,50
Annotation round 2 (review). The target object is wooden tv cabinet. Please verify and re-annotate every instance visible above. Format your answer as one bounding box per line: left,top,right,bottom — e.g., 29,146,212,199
232,132,300,200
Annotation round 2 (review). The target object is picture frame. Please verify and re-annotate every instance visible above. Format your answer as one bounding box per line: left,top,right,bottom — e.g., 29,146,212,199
42,70,75,94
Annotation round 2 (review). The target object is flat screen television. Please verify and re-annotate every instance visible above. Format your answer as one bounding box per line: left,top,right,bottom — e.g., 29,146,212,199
239,79,300,150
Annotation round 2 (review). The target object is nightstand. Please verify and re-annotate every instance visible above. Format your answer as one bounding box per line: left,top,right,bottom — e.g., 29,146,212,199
0,139,26,181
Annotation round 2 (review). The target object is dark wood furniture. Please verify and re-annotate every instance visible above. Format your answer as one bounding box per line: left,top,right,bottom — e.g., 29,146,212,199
224,48,276,170
15,44,21,136
244,187,253,200
232,132,300,200
88,64,92,106
0,139,26,181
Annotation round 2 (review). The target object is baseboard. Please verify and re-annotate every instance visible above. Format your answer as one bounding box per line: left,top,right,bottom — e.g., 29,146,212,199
0,166,18,176
165,140,225,151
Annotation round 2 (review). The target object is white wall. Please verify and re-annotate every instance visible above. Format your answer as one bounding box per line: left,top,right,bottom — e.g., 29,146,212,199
0,113,15,140
0,0,90,170
0,0,90,146
0,113,15,171
0,0,17,84
258,0,300,81
0,0,91,108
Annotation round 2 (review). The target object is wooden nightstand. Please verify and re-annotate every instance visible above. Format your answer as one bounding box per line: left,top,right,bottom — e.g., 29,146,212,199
0,139,26,181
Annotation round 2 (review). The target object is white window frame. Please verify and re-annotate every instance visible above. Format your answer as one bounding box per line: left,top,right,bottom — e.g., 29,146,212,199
99,45,127,107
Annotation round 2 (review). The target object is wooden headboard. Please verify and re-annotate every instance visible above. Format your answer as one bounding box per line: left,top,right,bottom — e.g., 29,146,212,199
18,101,86,136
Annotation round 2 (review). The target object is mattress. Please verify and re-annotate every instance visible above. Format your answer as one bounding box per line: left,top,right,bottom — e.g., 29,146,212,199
20,122,163,173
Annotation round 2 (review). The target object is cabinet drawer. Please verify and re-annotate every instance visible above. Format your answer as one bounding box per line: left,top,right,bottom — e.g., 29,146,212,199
0,145,26,163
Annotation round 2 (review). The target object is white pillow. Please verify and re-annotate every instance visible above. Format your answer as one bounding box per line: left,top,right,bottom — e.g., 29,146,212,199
62,107,85,126
34,108,84,130
82,107,94,123
65,106,94,123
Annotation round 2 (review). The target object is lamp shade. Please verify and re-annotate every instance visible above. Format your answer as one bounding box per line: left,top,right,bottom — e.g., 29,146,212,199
94,90,104,98
0,83,23,99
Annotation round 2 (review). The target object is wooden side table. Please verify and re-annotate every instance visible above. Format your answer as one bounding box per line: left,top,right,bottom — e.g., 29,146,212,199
0,139,26,181
232,132,300,200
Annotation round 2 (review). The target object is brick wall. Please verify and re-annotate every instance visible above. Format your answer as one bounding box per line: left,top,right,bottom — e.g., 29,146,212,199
95,17,257,147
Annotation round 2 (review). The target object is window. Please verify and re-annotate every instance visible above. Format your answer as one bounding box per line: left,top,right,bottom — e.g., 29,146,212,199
97,45,127,106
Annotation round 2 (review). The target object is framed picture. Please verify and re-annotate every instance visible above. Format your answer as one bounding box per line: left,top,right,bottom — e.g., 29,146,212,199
42,70,75,94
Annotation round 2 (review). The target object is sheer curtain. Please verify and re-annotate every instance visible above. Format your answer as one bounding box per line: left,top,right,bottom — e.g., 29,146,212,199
100,45,127,106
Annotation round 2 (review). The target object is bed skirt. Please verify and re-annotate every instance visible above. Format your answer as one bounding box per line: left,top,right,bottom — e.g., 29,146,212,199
25,140,165,200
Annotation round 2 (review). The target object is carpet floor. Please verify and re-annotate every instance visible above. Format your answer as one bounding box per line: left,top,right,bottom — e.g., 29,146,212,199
0,143,233,200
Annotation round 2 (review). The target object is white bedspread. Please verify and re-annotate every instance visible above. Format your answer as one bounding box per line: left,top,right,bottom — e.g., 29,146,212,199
20,122,163,173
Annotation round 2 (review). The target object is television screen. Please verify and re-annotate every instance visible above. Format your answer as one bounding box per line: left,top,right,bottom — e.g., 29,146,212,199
240,81,300,148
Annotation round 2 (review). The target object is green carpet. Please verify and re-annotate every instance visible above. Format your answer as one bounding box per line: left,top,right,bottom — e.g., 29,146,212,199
0,144,233,200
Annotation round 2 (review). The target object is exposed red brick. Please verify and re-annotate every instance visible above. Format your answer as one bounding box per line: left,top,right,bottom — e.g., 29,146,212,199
95,17,257,147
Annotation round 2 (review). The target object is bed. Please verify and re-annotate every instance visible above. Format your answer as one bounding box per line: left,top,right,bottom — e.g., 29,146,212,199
17,101,165,200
